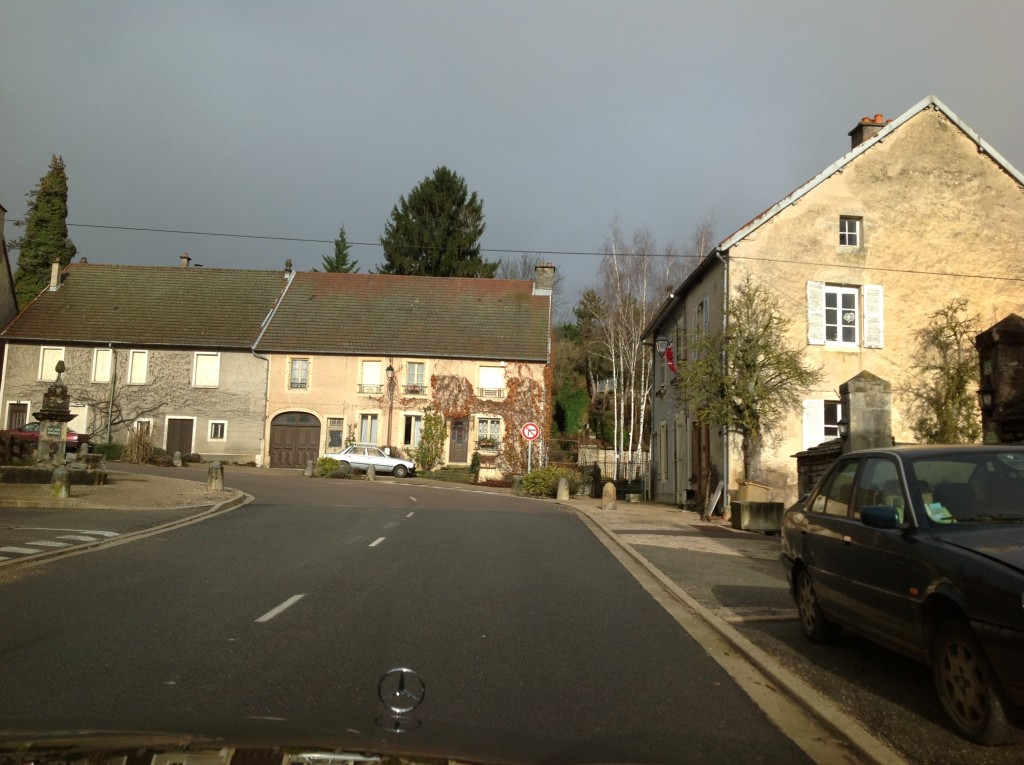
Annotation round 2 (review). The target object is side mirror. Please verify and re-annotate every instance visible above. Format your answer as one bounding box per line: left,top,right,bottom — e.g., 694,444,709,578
860,505,902,529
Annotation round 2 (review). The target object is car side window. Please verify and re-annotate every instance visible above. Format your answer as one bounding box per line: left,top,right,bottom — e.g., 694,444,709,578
852,457,905,522
810,460,859,516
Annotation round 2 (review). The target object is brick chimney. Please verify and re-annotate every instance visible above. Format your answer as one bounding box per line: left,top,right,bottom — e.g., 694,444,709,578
533,262,555,296
849,113,889,149
180,252,191,268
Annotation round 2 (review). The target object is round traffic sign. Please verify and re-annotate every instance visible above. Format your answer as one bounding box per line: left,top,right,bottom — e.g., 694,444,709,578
521,422,540,441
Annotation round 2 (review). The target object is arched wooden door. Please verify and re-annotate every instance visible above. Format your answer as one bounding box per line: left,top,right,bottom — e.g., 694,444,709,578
269,412,321,468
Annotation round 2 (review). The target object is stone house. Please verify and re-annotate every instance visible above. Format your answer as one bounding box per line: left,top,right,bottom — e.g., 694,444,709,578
644,96,1024,510
254,267,554,470
1,258,554,470
0,258,290,463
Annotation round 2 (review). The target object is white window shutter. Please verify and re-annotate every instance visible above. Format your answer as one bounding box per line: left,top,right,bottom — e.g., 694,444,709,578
802,400,825,450
806,281,825,345
862,284,884,348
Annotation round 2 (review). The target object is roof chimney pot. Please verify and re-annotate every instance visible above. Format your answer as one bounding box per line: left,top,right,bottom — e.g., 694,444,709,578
180,252,191,268
49,259,61,291
849,113,887,150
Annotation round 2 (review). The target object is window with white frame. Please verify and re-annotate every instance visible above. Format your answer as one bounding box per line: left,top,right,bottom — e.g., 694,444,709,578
806,282,883,348
801,400,844,449
327,417,345,450
405,362,426,394
823,401,842,439
477,417,500,450
92,348,112,383
359,413,379,444
404,415,423,447
193,352,220,387
39,347,64,381
839,216,861,247
478,366,505,397
128,349,148,385
289,358,310,389
134,418,153,437
209,420,227,441
359,360,383,394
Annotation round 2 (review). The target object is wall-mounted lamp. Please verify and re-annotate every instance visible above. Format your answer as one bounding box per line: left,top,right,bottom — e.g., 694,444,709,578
655,336,669,355
978,377,996,417
837,416,849,441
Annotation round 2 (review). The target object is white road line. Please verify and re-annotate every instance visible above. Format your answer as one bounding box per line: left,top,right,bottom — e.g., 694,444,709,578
409,497,418,502
13,527,119,536
406,512,414,518
369,537,386,547
0,546,44,555
57,535,102,542
255,594,306,623
26,541,70,548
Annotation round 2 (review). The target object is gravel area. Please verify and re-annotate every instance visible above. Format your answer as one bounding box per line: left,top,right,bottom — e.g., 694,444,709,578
0,469,239,509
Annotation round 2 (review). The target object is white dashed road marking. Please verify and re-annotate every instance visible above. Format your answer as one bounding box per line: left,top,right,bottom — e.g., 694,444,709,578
255,594,306,623
369,537,386,547
0,547,43,555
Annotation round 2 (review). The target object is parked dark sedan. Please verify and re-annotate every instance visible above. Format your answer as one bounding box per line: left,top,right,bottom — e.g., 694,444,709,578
0,421,92,452
781,445,1024,744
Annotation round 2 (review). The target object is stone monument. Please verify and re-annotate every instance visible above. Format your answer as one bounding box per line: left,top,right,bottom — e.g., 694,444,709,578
33,361,77,464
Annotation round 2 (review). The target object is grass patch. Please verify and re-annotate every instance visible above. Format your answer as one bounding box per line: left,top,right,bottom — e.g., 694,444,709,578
419,466,475,484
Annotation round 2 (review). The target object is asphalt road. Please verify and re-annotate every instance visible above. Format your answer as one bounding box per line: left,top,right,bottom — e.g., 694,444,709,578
0,473,814,764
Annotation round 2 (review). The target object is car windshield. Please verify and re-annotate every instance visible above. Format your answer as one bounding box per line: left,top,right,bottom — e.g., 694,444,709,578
909,453,1024,523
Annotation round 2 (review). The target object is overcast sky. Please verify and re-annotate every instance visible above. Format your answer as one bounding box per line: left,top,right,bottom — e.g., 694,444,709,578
2,1,1022,316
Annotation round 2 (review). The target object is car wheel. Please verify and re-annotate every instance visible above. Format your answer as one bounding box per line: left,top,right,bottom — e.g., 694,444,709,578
392,464,408,478
795,569,840,644
335,460,352,475
931,620,1012,745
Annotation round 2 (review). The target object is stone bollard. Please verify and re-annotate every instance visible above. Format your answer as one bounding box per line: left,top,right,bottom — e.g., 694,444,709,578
367,464,376,481
207,461,224,492
51,465,71,499
173,450,183,467
601,481,617,511
512,475,523,495
304,460,314,477
556,476,570,501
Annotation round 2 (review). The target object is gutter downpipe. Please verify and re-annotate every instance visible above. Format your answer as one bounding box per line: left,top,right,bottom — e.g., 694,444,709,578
105,343,115,445
251,270,296,467
715,248,730,518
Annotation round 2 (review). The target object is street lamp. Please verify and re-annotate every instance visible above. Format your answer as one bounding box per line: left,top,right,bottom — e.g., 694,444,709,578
837,416,849,441
978,377,996,417
655,336,669,355
385,364,395,452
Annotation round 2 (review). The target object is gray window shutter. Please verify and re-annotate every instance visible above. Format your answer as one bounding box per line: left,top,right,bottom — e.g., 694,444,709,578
802,400,825,450
862,284,884,348
806,281,825,345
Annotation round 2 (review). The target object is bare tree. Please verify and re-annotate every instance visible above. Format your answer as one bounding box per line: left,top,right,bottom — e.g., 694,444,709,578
496,251,565,316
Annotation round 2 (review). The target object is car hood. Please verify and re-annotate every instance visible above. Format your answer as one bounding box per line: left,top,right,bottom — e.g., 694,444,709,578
934,525,1024,574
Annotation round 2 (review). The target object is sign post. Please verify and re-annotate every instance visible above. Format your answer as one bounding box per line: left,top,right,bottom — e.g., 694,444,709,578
521,421,540,474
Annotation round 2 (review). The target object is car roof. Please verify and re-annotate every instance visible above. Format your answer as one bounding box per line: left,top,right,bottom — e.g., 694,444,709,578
843,444,1024,458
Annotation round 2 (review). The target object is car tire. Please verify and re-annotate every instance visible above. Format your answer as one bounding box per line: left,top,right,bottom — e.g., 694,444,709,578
392,464,408,478
335,460,352,475
931,619,1013,745
795,569,840,644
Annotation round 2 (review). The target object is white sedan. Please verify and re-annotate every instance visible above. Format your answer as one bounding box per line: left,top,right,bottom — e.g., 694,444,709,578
323,444,416,478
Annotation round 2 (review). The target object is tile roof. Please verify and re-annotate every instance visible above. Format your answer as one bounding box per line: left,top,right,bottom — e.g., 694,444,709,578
1,263,290,348
255,272,551,361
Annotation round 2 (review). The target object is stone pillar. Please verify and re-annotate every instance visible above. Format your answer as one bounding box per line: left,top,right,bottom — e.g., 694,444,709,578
51,465,71,499
173,450,183,467
601,481,617,511
304,460,314,477
512,475,523,495
207,461,224,491
367,464,376,481
839,371,892,454
556,477,570,500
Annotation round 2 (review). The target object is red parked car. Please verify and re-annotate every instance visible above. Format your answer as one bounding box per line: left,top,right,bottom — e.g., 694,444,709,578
1,421,92,452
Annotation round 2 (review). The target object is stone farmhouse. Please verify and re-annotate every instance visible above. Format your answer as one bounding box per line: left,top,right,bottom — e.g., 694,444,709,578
644,96,1024,510
0,258,554,469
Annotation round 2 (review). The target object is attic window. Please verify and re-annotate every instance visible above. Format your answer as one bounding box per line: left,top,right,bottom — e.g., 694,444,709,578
839,217,861,247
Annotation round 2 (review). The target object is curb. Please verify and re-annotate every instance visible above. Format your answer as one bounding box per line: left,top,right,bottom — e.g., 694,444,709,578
0,490,253,570
565,501,907,765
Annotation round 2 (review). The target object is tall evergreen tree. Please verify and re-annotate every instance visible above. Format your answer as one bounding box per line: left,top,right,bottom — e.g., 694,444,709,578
314,226,359,273
378,166,495,278
11,155,77,306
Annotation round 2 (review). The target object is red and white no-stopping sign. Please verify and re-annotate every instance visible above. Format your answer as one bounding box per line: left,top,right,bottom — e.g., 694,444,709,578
521,421,540,441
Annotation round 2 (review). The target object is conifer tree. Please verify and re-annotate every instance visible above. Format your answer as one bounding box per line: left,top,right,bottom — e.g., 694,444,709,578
11,155,77,306
379,166,495,278
315,226,359,273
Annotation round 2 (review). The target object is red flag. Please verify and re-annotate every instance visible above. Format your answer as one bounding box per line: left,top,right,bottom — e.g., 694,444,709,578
665,343,677,374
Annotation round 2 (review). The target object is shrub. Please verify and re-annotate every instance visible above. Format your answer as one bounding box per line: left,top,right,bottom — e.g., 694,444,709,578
183,452,203,463
520,466,579,497
316,457,346,477
125,427,154,464
469,450,481,481
93,442,124,461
